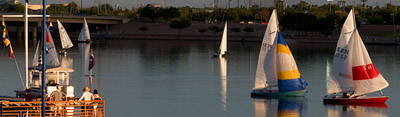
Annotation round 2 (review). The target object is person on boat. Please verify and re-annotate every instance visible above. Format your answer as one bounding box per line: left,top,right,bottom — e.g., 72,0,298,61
50,86,65,115
93,89,102,116
79,87,94,101
93,89,102,100
342,92,350,98
79,87,94,115
24,89,33,101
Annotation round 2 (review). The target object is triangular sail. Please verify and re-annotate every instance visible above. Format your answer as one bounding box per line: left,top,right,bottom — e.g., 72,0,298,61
57,20,73,49
327,9,356,94
45,28,60,67
219,22,228,55
275,32,307,92
253,9,279,89
32,40,41,67
347,29,389,96
78,18,90,42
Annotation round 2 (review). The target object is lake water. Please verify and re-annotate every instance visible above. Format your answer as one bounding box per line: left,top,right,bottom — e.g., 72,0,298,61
0,39,399,116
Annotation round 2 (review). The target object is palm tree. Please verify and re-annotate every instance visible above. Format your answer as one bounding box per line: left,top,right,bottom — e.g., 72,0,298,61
361,0,367,10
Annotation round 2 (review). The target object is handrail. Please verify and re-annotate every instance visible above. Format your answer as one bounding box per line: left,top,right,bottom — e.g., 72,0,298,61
1,100,105,117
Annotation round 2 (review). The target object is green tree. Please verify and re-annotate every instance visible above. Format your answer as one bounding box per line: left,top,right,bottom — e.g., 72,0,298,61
157,7,180,20
138,5,156,21
169,20,191,35
7,3,24,13
67,2,79,14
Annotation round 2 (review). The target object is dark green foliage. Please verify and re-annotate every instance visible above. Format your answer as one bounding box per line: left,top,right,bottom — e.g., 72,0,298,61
169,20,191,34
6,3,24,13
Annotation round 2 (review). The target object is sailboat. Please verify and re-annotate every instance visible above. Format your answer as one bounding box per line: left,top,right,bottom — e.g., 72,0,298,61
251,9,308,97
212,22,227,57
323,9,389,104
77,18,91,43
17,21,75,98
57,20,74,55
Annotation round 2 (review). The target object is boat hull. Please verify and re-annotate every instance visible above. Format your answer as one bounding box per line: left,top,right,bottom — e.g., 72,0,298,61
323,96,388,104
211,52,225,57
251,90,307,97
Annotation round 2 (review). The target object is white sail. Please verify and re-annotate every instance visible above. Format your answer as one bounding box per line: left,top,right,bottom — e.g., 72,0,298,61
57,20,73,49
45,28,60,67
253,9,279,89
219,22,228,55
347,29,389,96
327,9,356,94
78,18,90,42
32,40,41,67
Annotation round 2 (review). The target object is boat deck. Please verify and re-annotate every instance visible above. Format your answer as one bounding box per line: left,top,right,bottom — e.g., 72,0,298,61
0,100,105,117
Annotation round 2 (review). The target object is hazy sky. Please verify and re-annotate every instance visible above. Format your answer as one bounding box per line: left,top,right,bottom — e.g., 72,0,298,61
26,0,400,9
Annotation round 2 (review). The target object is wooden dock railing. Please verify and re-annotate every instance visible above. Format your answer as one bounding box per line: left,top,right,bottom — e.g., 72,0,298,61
0,100,105,117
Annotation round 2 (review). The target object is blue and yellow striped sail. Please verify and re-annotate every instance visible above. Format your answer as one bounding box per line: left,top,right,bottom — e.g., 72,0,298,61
276,32,308,92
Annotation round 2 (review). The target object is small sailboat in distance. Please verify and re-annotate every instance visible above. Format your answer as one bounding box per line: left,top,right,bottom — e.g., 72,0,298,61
77,18,91,43
212,22,227,57
251,9,308,97
323,9,389,104
57,19,73,55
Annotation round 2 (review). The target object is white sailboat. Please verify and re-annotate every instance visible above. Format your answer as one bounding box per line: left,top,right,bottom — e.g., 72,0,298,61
212,22,228,57
57,20,74,55
324,9,389,104
77,18,91,43
251,9,308,97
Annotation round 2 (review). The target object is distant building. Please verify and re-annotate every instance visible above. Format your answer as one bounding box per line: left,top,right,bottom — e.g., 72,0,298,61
27,4,51,10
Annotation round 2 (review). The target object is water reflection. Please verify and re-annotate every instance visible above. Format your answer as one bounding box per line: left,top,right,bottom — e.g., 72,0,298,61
324,104,388,117
60,55,74,69
253,97,306,117
219,56,227,112
78,43,91,76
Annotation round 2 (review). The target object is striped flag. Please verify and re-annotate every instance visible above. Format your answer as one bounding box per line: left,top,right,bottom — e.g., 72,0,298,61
2,19,13,59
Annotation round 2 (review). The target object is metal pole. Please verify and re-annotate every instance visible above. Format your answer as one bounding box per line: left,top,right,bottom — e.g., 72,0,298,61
41,0,46,116
25,0,29,89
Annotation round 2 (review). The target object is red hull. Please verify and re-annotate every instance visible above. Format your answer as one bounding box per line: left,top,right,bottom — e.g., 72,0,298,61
323,96,388,104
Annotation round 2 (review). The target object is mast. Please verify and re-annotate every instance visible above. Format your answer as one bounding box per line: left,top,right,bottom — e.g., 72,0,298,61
24,0,28,89
41,0,46,116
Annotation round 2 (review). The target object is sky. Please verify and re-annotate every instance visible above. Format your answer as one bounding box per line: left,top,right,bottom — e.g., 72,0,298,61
26,0,400,9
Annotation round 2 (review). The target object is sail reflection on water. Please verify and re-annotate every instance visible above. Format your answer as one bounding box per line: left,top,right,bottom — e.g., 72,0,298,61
325,104,388,117
78,43,91,76
253,97,306,117
219,56,227,111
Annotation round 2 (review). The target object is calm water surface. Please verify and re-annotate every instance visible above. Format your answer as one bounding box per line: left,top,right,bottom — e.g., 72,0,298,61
0,39,399,116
